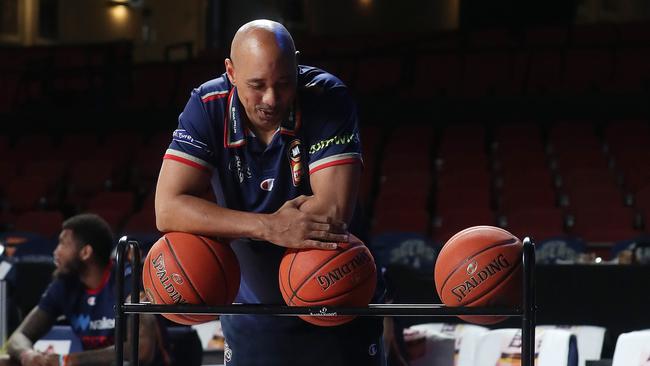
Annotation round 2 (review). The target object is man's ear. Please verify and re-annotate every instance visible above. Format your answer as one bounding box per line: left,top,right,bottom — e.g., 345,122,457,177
225,58,236,85
79,244,93,262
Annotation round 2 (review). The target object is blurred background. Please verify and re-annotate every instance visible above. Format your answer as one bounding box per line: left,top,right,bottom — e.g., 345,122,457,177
2,0,650,365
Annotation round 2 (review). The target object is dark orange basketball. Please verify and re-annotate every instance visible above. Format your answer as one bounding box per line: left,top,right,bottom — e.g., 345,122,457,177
142,232,240,325
434,226,522,325
279,235,377,326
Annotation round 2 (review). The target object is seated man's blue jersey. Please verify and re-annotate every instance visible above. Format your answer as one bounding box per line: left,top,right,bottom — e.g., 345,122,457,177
165,66,378,328
38,262,131,350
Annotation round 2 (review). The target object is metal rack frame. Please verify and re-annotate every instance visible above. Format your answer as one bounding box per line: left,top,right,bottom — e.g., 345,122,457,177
115,236,536,366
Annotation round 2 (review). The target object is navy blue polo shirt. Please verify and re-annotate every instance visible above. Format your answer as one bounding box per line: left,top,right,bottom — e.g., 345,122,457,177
38,262,131,350
165,66,368,329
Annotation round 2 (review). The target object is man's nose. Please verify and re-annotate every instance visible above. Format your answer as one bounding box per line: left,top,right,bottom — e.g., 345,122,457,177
262,87,277,108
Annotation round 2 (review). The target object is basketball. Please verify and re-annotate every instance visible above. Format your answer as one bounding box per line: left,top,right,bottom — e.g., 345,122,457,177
142,232,240,325
434,226,523,325
279,235,377,326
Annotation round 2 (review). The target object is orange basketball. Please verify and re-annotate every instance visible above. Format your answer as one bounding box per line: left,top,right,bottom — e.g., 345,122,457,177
142,232,240,325
434,226,522,325
279,235,377,326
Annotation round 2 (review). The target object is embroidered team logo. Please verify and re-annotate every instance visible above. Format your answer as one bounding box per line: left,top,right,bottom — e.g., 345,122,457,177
287,139,303,187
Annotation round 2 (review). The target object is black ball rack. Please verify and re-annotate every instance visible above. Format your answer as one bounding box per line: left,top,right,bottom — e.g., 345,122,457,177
115,236,536,366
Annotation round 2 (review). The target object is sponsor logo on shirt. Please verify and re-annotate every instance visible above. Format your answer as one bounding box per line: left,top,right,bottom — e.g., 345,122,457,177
287,139,304,187
308,132,359,155
173,129,212,154
70,314,115,332
228,154,252,183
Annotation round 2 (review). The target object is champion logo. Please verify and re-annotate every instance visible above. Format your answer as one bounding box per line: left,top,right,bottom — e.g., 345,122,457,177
368,343,378,356
260,178,274,191
87,296,96,306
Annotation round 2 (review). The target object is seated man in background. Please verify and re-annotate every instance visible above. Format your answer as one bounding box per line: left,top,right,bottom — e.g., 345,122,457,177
2,213,170,366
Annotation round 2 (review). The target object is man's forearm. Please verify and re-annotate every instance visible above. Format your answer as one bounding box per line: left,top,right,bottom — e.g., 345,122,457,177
156,193,268,240
67,347,115,366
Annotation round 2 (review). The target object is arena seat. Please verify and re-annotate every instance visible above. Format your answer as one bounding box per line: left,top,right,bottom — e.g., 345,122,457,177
525,26,569,46
410,53,462,98
570,23,617,47
611,330,650,366
568,207,640,244
537,325,607,366
474,328,578,366
4,178,51,212
608,46,650,93
433,207,494,243
406,323,489,366
403,327,454,366
525,49,564,94
462,51,513,97
563,48,614,92
354,56,403,96
502,207,566,242
13,211,64,238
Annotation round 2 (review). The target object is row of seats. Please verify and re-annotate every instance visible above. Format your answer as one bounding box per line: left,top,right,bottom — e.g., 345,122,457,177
2,23,650,116
364,120,650,246
2,119,650,247
402,323,649,366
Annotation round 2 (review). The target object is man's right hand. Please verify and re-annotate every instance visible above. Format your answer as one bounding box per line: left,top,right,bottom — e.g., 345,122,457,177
18,350,49,366
262,195,349,250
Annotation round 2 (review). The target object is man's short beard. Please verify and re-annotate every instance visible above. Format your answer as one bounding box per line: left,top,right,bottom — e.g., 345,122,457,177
53,257,84,280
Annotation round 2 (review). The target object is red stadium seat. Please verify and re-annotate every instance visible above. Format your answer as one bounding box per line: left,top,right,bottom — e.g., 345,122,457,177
12,135,55,163
570,23,617,46
67,160,116,206
503,208,566,241
354,56,403,96
174,61,221,108
87,191,135,212
56,134,100,162
525,49,564,94
468,29,513,49
20,160,68,191
563,48,614,92
410,53,462,98
498,185,558,212
14,211,64,238
525,26,569,46
372,208,430,236
436,185,492,213
433,207,495,242
569,207,639,243
564,185,625,212
462,52,512,97
608,46,650,93
634,185,650,216
127,63,177,109
86,208,128,233
123,209,158,234
4,178,51,213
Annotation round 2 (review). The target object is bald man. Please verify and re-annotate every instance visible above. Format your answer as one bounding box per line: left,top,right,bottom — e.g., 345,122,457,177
156,19,385,365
